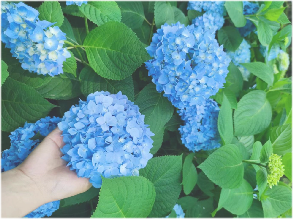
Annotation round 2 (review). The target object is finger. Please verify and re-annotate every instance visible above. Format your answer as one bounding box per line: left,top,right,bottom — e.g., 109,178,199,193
40,128,65,149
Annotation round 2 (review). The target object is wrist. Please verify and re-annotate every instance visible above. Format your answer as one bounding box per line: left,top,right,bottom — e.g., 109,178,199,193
1,168,51,217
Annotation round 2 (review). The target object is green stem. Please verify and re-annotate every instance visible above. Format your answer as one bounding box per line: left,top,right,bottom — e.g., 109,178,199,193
145,18,152,26
64,40,86,63
148,18,155,44
75,57,90,67
85,17,89,34
242,160,267,168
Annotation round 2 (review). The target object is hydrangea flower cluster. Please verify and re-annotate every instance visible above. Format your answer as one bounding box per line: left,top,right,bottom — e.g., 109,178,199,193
187,1,225,15
1,2,71,76
192,12,224,34
1,116,61,218
267,154,285,188
145,22,230,109
227,39,251,80
58,91,154,188
238,1,259,37
66,1,87,6
178,99,221,151
166,204,185,218
260,45,281,61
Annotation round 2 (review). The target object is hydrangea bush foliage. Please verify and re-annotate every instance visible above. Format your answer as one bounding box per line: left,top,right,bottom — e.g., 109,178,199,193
1,1,292,218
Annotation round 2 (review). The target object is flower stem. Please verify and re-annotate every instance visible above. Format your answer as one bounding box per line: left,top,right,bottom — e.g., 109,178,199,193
145,18,152,26
148,18,155,44
242,160,267,168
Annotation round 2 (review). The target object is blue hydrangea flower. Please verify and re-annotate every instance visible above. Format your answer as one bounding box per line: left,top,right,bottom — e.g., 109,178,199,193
1,2,71,76
227,39,251,80
260,44,281,62
166,204,185,218
188,1,226,15
58,91,154,188
66,1,87,6
1,116,61,218
192,11,224,33
238,1,259,37
178,99,221,152
145,22,231,109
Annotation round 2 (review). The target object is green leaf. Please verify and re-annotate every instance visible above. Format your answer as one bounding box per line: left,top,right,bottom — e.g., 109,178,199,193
91,176,155,217
133,21,151,45
256,167,267,198
139,155,182,217
282,153,292,181
250,141,263,171
218,179,253,215
234,90,272,136
198,144,244,189
79,1,121,26
63,51,77,77
165,113,182,132
35,76,81,100
278,13,291,24
79,66,134,101
118,2,145,29
238,135,254,153
154,2,174,28
261,185,292,217
182,153,198,195
38,1,64,27
269,78,292,94
172,6,189,26
244,165,257,188
135,84,174,152
260,140,273,163
2,78,55,132
217,26,243,52
60,17,77,43
1,60,9,86
150,127,164,154
238,199,264,217
269,24,292,51
187,10,203,22
264,8,285,21
186,198,214,217
225,62,243,96
84,21,150,80
270,124,292,155
178,196,198,211
197,171,215,197
63,5,85,17
261,1,272,12
61,187,100,207
257,19,273,46
225,1,247,27
240,62,274,86
218,94,234,145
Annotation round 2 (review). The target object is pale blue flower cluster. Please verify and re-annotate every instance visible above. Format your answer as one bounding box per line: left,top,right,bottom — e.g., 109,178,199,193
146,22,229,152
66,1,87,6
1,116,61,218
227,39,251,80
187,1,225,15
179,99,220,151
260,45,281,61
166,204,185,218
1,2,71,76
238,1,259,37
192,12,224,34
58,91,154,188
145,22,230,109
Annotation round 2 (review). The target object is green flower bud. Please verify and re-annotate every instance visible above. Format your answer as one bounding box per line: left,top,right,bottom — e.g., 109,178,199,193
267,154,285,188
277,51,290,72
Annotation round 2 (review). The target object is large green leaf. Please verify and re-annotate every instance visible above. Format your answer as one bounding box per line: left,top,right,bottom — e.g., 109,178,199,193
225,1,246,27
238,199,264,217
1,60,9,86
139,155,182,217
149,127,164,154
182,153,198,195
241,62,274,86
186,198,214,217
218,179,253,215
256,167,267,198
135,84,174,152
80,1,121,26
257,19,273,46
79,66,134,101
63,51,77,77
83,21,150,80
178,196,198,211
250,141,263,171
218,94,234,145
165,113,182,132
259,140,273,163
118,2,145,29
198,144,244,189
91,176,155,217
217,26,243,52
35,76,81,100
282,153,292,181
225,62,243,96
197,171,215,197
60,17,77,43
238,135,254,153
2,78,55,132
154,2,174,28
270,124,292,155
133,21,151,45
234,90,272,136
38,1,64,26
261,185,292,217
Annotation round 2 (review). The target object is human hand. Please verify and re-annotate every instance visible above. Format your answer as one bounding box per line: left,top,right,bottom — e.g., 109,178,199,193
16,128,92,202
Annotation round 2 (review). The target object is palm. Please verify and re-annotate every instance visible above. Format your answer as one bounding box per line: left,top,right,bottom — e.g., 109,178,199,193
18,128,91,202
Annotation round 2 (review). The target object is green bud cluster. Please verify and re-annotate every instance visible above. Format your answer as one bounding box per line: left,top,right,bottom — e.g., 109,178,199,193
267,154,285,188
